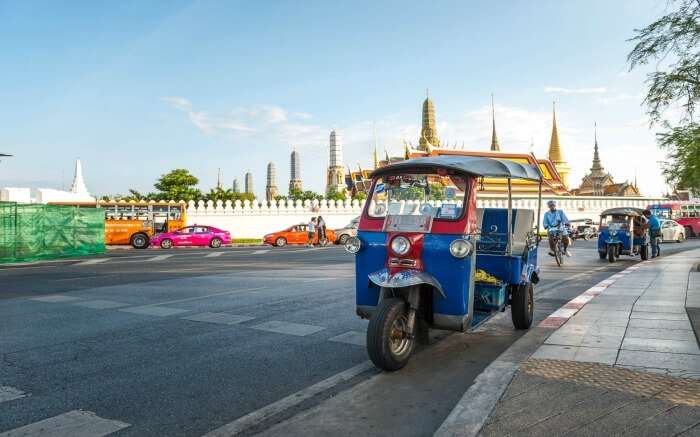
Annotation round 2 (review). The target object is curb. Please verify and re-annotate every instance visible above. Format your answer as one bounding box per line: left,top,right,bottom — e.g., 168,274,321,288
433,260,648,437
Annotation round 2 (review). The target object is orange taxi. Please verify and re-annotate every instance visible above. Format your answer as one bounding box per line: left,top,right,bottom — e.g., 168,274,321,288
263,224,336,247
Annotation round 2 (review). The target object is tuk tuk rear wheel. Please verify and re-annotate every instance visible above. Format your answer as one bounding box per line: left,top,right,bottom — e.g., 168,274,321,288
607,245,616,263
511,283,534,330
367,298,415,371
598,250,606,259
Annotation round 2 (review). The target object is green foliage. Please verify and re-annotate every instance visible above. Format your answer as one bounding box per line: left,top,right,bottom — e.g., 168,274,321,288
288,189,324,202
627,0,700,193
153,169,202,201
657,123,700,191
428,183,446,200
352,191,367,202
203,187,256,202
325,187,347,201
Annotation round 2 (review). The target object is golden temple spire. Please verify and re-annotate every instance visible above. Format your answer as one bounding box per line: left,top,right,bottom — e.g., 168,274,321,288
547,102,571,189
418,91,440,152
548,102,564,163
490,93,500,151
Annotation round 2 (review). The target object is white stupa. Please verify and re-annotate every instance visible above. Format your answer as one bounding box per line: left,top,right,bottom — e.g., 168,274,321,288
36,159,96,204
70,159,89,195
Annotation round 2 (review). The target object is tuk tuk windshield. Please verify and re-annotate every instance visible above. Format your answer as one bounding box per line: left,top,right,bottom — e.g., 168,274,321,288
368,172,468,221
601,215,630,230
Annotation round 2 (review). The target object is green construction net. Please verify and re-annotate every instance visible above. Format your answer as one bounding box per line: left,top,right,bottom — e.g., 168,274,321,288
0,202,105,263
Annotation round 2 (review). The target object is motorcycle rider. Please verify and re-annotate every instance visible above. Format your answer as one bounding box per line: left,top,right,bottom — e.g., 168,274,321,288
543,200,572,257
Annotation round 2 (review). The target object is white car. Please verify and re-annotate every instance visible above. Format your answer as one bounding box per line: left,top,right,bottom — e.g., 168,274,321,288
660,219,686,242
334,217,359,245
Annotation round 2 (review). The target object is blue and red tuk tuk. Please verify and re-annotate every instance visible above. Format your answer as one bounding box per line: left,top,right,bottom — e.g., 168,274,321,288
597,207,650,262
344,155,543,370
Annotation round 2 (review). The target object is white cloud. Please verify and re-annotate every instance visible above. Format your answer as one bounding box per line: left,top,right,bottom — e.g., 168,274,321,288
161,96,192,110
544,86,607,94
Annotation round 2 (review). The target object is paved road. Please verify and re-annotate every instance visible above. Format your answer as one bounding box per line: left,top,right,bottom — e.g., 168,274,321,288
1,239,699,436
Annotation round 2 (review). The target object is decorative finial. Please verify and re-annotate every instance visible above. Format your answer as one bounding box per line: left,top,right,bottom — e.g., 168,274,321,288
426,88,429,98
490,93,500,151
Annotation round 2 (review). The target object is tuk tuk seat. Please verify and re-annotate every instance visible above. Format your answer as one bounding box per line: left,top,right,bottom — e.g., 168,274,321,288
475,208,534,255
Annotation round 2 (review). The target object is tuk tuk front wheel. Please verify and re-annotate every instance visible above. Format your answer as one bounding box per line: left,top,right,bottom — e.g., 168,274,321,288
367,298,415,371
607,245,616,263
511,283,534,330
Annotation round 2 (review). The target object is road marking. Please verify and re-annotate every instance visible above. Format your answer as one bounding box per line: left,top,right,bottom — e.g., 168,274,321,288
251,320,325,337
73,300,130,310
145,254,173,262
182,312,255,325
140,287,266,307
29,295,80,303
202,361,374,437
0,386,27,403
205,252,225,258
252,250,269,254
328,331,366,347
0,410,130,437
119,306,189,317
74,258,110,266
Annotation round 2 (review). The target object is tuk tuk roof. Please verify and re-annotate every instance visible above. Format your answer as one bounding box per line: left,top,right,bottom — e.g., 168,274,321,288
371,155,543,181
600,207,646,217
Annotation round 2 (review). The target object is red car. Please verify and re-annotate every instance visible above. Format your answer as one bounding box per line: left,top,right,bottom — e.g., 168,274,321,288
150,225,231,249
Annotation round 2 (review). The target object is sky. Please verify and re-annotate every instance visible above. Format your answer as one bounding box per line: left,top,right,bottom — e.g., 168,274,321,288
0,0,677,198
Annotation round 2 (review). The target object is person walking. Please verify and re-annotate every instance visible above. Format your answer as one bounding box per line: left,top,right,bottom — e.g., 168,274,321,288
643,209,661,258
317,215,327,245
307,217,316,247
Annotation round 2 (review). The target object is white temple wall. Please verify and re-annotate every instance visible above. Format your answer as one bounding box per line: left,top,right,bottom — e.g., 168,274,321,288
186,195,667,239
0,187,32,203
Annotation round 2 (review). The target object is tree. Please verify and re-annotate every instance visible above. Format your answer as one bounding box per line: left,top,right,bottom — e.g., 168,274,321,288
325,187,347,202
352,191,367,202
288,189,324,202
627,0,700,192
153,169,202,201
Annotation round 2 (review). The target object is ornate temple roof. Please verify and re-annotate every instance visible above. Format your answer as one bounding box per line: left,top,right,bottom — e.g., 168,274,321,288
548,103,564,164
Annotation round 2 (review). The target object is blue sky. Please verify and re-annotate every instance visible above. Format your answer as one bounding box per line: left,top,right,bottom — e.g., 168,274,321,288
0,0,672,197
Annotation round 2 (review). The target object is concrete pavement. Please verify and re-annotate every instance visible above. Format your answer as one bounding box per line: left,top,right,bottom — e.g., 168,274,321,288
2,241,700,436
470,248,700,436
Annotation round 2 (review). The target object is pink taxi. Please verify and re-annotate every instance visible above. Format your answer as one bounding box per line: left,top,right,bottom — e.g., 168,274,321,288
150,225,231,249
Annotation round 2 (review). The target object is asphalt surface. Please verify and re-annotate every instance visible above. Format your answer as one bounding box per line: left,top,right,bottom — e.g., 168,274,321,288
1,239,700,436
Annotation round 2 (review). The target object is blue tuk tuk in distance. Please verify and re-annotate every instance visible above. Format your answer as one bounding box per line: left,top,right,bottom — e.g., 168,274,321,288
597,207,649,263
344,155,544,371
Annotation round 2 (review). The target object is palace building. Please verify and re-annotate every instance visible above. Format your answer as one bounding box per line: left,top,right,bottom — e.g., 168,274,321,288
572,126,641,197
345,94,571,197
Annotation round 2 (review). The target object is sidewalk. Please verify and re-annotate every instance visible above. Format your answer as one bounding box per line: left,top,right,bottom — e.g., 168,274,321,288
479,248,700,436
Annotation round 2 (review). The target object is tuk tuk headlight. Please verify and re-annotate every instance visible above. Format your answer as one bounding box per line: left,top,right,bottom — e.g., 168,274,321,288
344,236,362,254
450,238,473,258
390,236,411,256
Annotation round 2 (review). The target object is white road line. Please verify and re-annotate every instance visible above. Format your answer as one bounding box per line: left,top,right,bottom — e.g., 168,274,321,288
202,361,373,437
0,410,130,437
139,286,267,308
0,386,27,403
145,254,173,262
252,250,269,254
119,306,189,317
205,252,225,258
251,320,325,337
74,258,110,266
29,295,80,303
